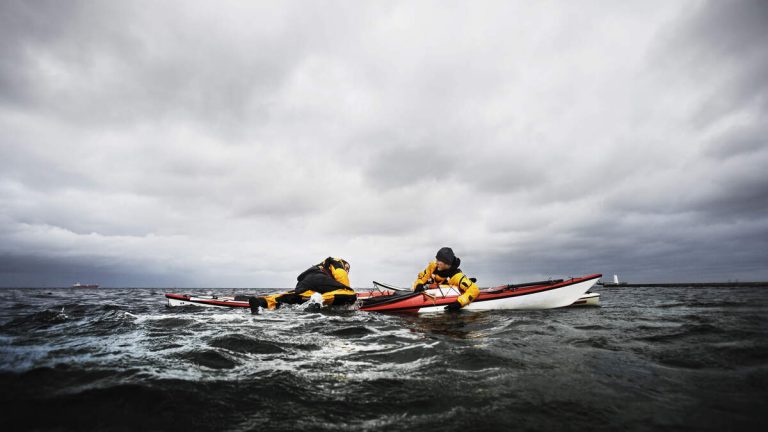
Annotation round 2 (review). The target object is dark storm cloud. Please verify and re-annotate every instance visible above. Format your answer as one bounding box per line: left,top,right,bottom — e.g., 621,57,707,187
703,118,768,160
0,1,312,129
473,201,768,284
0,0,78,105
688,165,768,221
695,120,768,220
0,253,190,287
1,1,766,287
359,124,552,196
657,0,768,124
626,0,768,233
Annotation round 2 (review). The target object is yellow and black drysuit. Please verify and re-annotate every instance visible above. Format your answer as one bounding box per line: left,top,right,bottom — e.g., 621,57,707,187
412,258,480,311
249,258,355,312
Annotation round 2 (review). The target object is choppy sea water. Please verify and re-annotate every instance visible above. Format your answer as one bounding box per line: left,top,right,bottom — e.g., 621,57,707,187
1,286,767,431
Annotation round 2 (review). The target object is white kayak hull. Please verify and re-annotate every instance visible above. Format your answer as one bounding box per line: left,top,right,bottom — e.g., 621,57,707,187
415,276,599,313
569,292,600,306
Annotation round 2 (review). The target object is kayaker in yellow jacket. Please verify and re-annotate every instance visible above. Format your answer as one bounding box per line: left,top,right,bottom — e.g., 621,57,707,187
249,257,356,313
413,247,479,312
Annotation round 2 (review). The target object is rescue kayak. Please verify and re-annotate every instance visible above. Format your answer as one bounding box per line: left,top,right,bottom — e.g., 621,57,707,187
165,273,601,311
358,274,602,312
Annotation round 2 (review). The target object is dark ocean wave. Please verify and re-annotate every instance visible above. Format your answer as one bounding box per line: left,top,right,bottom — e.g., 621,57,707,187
209,333,289,354
0,286,767,431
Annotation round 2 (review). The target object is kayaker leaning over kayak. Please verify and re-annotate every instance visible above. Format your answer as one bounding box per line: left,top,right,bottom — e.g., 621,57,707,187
413,247,480,312
248,257,356,313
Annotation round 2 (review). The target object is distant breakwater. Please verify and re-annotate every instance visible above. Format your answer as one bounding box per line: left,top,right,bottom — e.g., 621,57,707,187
599,282,768,288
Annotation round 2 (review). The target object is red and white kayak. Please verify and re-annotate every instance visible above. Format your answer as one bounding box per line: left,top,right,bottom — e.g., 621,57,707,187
164,291,396,308
165,274,601,311
358,274,602,313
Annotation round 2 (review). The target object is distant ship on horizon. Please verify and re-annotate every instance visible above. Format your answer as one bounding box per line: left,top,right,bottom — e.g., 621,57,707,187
72,282,99,288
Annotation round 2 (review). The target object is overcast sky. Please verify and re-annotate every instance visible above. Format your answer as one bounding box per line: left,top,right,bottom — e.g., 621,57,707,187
1,0,766,288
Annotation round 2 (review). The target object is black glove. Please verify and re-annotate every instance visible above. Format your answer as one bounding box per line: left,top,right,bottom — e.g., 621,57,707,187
249,297,267,314
445,301,462,312
414,284,426,293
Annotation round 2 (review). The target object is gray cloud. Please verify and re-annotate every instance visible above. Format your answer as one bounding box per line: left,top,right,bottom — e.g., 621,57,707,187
654,0,768,124
1,0,766,287
0,1,320,132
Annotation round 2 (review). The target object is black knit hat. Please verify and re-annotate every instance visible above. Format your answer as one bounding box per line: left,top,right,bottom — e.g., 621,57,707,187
435,247,455,265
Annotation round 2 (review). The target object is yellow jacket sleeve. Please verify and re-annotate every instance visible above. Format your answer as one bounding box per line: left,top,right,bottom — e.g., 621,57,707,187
448,272,480,307
412,261,437,289
330,266,350,287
